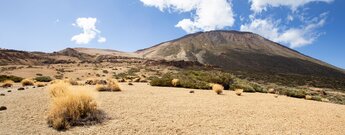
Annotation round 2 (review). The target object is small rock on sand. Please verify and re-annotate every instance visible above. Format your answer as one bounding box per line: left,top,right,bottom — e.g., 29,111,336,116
0,106,7,111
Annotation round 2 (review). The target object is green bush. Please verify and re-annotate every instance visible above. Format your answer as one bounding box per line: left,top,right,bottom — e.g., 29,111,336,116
150,75,173,87
280,88,306,98
251,83,267,93
311,96,322,101
34,76,53,82
0,75,23,82
230,79,255,92
150,70,234,90
128,68,140,75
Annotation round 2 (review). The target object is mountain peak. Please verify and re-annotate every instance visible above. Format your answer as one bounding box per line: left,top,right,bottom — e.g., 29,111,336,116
136,30,345,78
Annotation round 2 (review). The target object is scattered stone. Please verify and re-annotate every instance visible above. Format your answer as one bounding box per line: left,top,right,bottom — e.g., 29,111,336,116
133,78,140,82
128,82,133,85
33,86,36,88
321,98,329,102
18,87,25,90
0,106,7,111
0,93,5,96
274,95,279,98
189,90,194,93
7,90,11,92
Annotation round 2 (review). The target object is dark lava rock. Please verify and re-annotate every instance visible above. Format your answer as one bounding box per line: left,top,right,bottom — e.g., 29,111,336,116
0,106,7,111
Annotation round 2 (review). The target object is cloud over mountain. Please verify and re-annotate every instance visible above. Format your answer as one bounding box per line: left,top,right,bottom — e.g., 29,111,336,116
140,0,235,33
71,17,106,44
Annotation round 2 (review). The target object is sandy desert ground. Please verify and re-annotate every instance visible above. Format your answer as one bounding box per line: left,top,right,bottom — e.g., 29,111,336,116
1,83,345,135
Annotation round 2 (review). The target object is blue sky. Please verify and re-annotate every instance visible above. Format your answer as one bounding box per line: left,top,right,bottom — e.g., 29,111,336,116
0,0,344,69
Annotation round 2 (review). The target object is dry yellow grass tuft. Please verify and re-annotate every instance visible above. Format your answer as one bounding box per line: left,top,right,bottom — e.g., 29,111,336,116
305,95,312,100
49,81,71,98
47,82,105,130
235,89,243,96
212,84,223,95
1,80,14,88
96,79,121,92
21,79,34,86
171,79,180,87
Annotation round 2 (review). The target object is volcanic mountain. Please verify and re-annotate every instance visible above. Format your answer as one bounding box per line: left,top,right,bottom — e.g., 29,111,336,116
136,30,345,79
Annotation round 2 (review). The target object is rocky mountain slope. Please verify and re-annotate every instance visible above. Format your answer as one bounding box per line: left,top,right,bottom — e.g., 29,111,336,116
136,30,345,79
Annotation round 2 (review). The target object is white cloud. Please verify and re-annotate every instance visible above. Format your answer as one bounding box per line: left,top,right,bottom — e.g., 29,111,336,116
98,37,107,43
249,0,333,13
241,0,332,48
140,0,235,33
71,17,106,44
240,17,325,48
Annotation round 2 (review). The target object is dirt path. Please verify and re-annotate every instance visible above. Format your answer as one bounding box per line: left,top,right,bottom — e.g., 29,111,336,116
1,83,345,135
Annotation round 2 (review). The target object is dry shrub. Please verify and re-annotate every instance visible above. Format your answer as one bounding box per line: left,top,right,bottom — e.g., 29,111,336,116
2,80,14,88
65,79,79,85
171,79,180,87
212,84,223,95
235,89,243,96
96,79,121,92
36,82,46,87
49,81,71,98
47,82,105,130
85,78,107,85
21,79,34,86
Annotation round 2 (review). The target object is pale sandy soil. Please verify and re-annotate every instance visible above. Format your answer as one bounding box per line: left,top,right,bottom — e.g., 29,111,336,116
0,83,345,135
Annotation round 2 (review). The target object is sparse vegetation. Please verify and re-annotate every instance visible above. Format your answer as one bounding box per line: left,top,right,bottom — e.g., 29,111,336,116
36,82,46,87
96,79,121,92
47,82,105,130
1,80,14,88
311,95,322,101
85,78,107,85
150,70,234,90
54,74,64,79
34,76,52,82
65,79,79,85
278,87,307,98
212,84,223,94
0,75,23,83
230,79,255,92
21,79,34,86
